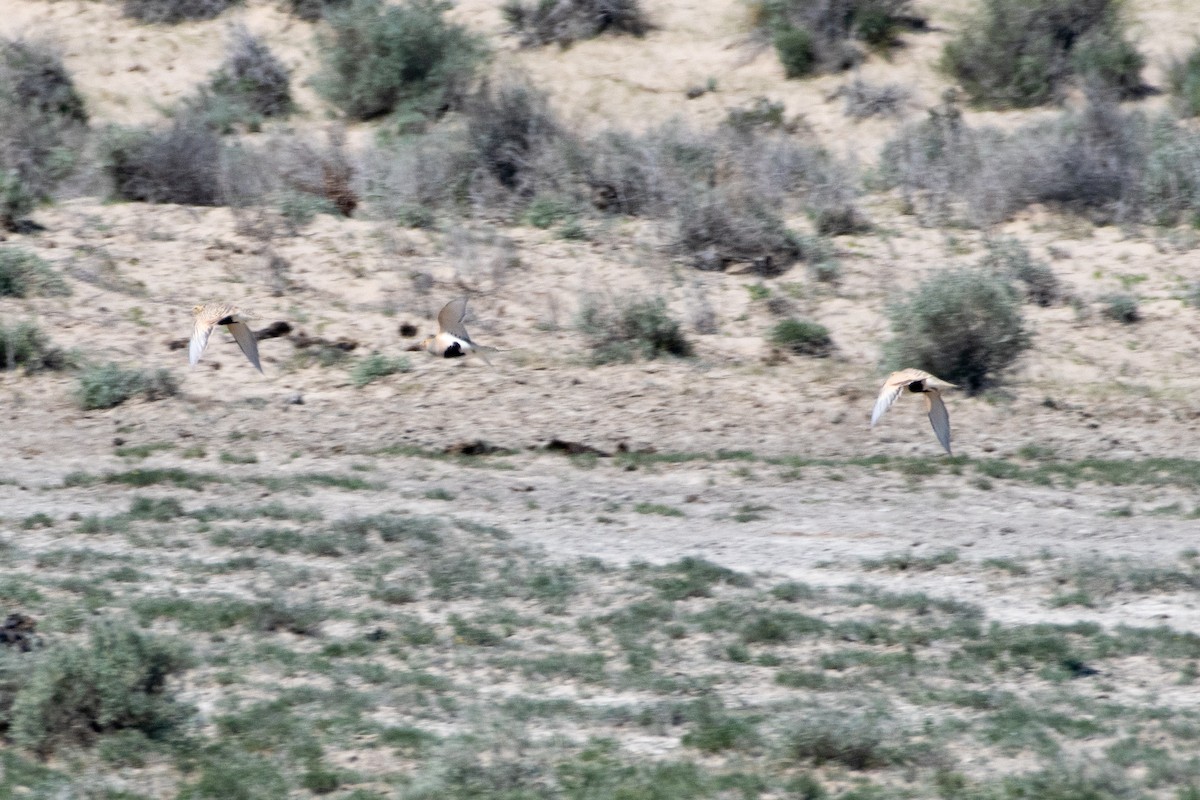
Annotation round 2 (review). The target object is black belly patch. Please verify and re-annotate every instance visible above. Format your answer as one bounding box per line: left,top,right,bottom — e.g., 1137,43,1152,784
443,341,465,358
908,380,925,393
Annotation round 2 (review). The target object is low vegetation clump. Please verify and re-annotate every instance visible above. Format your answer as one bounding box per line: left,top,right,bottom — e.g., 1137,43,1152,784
75,363,179,410
0,38,88,230
577,296,692,364
122,0,239,23
836,77,909,118
757,0,922,76
0,320,70,372
980,237,1060,307
101,114,226,205
503,0,649,48
770,318,833,356
284,0,349,20
314,0,486,122
1168,44,1200,117
883,267,1030,393
0,248,70,298
3,624,191,757
351,353,412,386
194,27,293,132
941,0,1144,108
1099,292,1139,323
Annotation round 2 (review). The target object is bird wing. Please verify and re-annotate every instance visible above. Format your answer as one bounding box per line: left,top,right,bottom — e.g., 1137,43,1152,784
891,367,933,384
437,297,472,340
924,388,952,455
871,372,918,427
227,320,263,374
189,319,215,366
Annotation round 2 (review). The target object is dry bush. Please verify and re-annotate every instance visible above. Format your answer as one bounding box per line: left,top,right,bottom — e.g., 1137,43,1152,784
194,26,292,132
835,77,909,119
880,90,1149,226
0,38,88,230
314,0,485,122
674,186,802,272
941,0,1144,108
756,0,922,75
503,0,649,48
0,39,86,124
102,113,226,206
276,127,360,217
464,79,568,200
122,0,239,23
360,129,474,225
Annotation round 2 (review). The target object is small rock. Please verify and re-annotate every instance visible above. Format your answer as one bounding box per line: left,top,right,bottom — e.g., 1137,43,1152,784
113,437,125,446
285,392,304,405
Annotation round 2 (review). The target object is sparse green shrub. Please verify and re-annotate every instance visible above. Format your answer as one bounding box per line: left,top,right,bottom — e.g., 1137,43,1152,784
101,114,226,205
775,26,816,78
0,248,70,298
503,0,649,48
7,623,191,757
75,363,178,410
196,27,292,132
0,39,88,230
786,710,910,769
980,237,1060,307
1169,44,1200,118
649,557,752,600
941,0,1143,108
756,0,919,74
681,699,758,752
771,318,833,356
577,296,692,364
351,353,411,386
176,748,288,799
1142,115,1200,226
122,0,238,23
883,267,1030,393
314,0,485,122
1100,292,1139,323
0,320,70,372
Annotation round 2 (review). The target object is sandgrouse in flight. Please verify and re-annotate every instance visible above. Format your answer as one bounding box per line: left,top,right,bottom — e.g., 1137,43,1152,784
419,297,495,365
189,303,262,374
870,368,955,455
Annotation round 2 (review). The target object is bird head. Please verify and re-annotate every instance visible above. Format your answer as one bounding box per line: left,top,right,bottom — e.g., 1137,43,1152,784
191,304,206,317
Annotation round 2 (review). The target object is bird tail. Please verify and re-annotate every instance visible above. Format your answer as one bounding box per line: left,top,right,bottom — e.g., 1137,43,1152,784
472,345,496,366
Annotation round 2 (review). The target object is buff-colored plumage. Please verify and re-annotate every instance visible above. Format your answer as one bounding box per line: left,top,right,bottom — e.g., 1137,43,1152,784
190,303,262,374
419,297,495,365
870,368,955,454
